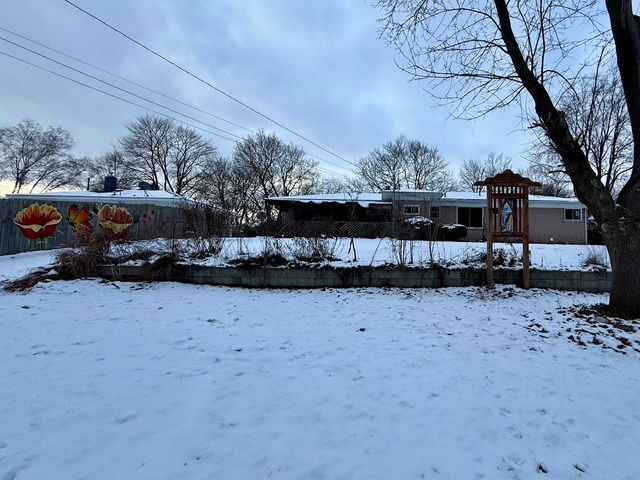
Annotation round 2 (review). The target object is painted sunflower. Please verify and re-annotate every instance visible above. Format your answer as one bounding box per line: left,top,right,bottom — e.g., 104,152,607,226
14,203,62,240
97,204,134,238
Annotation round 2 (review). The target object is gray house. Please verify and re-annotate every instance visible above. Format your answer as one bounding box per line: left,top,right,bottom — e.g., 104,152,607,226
267,190,587,244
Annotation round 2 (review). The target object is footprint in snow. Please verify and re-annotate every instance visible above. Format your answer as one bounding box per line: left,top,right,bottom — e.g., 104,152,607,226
114,412,139,424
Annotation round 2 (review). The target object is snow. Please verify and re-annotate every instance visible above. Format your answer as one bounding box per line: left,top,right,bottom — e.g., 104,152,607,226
0,238,610,282
187,237,610,271
1,281,639,479
0,250,55,283
4,189,186,206
266,191,585,209
267,192,387,208
439,192,585,208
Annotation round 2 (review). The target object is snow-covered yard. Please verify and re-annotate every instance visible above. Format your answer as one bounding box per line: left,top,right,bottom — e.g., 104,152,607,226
124,237,609,271
1,278,638,479
0,250,55,283
0,238,610,278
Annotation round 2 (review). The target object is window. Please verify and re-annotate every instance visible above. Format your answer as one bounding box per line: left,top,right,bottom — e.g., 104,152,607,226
458,207,483,228
430,206,440,219
403,205,420,215
565,209,582,221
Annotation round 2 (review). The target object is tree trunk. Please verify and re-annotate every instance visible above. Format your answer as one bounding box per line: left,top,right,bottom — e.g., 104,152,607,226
603,220,640,317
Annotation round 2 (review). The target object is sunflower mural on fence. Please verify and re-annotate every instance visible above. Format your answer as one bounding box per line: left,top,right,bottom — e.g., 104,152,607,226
68,203,93,238
96,204,138,239
14,203,63,240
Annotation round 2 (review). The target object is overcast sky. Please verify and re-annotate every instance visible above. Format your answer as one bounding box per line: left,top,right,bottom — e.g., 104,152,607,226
0,0,532,185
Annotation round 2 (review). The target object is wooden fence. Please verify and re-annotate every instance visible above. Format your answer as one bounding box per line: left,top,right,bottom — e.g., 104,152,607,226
0,198,185,256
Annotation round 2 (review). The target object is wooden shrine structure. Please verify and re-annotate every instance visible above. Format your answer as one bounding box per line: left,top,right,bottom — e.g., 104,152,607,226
474,170,542,289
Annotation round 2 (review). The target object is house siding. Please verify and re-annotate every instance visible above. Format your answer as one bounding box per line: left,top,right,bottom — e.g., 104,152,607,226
529,207,586,244
393,200,431,219
435,205,586,244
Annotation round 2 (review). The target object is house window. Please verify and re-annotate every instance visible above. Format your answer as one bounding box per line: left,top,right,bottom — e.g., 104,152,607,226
403,205,420,215
430,206,440,219
458,207,483,228
565,209,582,221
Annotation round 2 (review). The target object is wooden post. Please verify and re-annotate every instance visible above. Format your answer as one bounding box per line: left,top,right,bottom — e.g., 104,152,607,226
522,193,530,288
486,186,494,288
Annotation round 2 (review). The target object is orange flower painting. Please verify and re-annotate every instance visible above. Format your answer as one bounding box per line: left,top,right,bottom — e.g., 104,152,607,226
97,204,134,238
68,204,93,236
14,203,63,240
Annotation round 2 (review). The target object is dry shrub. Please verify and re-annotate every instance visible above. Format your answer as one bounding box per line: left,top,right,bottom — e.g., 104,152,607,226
463,246,522,267
55,232,111,279
181,202,231,258
581,246,609,271
288,237,339,262
389,237,415,266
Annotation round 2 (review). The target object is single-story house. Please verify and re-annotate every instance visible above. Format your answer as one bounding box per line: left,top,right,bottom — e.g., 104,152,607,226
267,190,588,244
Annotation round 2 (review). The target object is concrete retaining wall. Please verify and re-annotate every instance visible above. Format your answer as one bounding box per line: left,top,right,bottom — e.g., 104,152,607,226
95,264,611,293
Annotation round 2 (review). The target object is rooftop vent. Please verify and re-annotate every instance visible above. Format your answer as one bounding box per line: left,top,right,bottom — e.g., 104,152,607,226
103,176,117,193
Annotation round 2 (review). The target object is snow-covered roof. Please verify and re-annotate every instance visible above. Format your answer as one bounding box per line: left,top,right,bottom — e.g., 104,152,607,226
268,192,388,208
436,191,586,209
5,189,187,206
267,191,585,209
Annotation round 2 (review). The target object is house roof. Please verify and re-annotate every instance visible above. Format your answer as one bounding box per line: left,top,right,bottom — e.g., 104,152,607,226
4,189,187,207
267,190,586,210
267,192,389,208
437,191,585,209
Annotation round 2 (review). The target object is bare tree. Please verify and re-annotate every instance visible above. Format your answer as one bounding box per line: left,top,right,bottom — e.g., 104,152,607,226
355,136,455,191
86,146,137,190
529,65,632,197
120,114,173,190
234,130,319,216
316,176,350,194
375,0,640,315
459,152,512,192
170,125,217,196
120,114,216,196
525,164,572,198
196,156,254,225
0,118,75,193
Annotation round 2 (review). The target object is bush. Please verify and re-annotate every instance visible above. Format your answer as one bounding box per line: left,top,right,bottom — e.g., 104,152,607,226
288,237,339,262
181,202,231,258
587,220,605,245
402,220,467,241
439,223,467,241
581,246,609,270
462,245,521,267
55,232,111,278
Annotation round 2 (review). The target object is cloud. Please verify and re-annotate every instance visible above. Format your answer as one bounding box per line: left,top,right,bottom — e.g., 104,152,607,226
0,0,534,183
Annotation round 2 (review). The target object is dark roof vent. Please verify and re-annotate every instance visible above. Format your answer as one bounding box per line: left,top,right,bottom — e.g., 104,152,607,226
103,175,117,193
138,181,152,191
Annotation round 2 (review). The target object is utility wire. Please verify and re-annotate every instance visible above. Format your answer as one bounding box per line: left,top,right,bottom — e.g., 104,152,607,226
0,49,353,181
0,35,244,140
0,26,355,175
62,0,357,167
0,49,237,142
0,24,254,134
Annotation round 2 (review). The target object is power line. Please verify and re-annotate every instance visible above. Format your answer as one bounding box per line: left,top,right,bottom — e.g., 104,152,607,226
0,48,353,181
62,0,357,168
0,24,255,134
0,26,355,176
0,35,244,140
0,49,237,143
